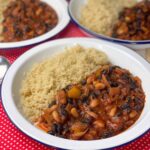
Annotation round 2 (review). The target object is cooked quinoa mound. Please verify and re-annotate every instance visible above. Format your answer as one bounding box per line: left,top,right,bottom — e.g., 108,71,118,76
80,0,136,35
20,45,109,122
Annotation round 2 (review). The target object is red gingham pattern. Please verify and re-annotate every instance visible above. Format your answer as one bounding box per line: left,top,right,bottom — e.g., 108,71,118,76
0,23,150,150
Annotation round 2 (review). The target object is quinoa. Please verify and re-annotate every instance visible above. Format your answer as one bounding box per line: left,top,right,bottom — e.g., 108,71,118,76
79,0,137,35
0,0,10,22
0,0,10,41
20,45,109,122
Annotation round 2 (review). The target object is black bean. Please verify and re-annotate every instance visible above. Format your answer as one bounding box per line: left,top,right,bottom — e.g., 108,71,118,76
52,124,57,134
63,124,69,134
109,66,117,73
134,105,143,111
134,98,144,111
116,111,122,117
60,104,66,109
136,19,142,30
124,107,131,113
128,23,134,30
14,29,23,38
82,96,89,104
126,96,132,103
117,125,124,132
94,90,101,96
8,14,14,19
59,134,65,138
68,98,77,107
102,69,108,75
13,22,19,30
48,101,56,108
129,79,137,90
31,0,36,3
137,13,145,20
16,17,22,23
72,101,78,108
24,26,31,32
60,106,68,117
113,65,121,69
112,32,118,38
39,1,47,7
91,92,97,99
56,124,62,134
101,131,113,138
65,85,71,90
110,82,118,87
107,76,111,83
97,76,102,81
120,103,130,110
134,97,141,104
119,11,125,20
3,27,8,32
108,66,113,73
81,79,87,85
81,117,92,124
48,131,55,135
122,74,130,81
67,98,73,104
120,95,126,101
134,7,142,13
52,123,62,134
45,24,54,31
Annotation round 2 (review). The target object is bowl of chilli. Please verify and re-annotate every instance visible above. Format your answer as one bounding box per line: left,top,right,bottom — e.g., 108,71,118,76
1,38,150,150
0,0,70,48
68,0,150,50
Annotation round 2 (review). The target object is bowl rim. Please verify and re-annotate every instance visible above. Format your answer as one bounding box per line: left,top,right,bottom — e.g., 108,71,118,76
0,0,70,49
1,38,150,149
68,0,150,45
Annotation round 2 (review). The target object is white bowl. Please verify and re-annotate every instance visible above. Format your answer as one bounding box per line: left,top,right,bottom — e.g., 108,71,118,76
68,0,150,50
0,0,70,49
1,38,150,150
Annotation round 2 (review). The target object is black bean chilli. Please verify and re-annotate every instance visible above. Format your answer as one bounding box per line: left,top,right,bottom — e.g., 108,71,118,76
1,0,58,42
36,65,145,140
112,0,150,40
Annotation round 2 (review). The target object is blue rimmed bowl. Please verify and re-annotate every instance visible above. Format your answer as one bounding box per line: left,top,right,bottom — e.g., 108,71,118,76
68,0,150,50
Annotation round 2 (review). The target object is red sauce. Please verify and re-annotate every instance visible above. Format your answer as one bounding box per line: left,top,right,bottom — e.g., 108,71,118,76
112,1,150,40
2,0,58,42
36,65,145,140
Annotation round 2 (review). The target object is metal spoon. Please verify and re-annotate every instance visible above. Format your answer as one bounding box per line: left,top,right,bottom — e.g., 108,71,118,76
0,56,10,99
